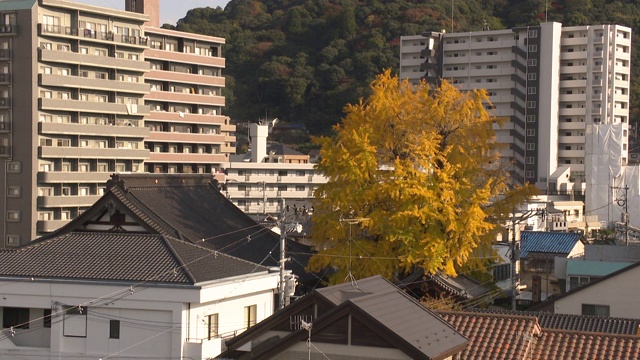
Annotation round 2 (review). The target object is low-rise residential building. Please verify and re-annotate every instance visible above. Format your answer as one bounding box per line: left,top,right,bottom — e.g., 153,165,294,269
0,231,280,360
223,122,327,216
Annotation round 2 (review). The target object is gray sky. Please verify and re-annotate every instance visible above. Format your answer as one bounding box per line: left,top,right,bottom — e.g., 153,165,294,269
74,0,230,25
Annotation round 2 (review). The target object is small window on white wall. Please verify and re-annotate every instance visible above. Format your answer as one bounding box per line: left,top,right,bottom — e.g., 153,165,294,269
244,305,256,329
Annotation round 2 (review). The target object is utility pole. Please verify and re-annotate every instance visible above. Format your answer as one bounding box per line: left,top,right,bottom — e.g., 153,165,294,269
612,185,629,245
510,210,518,311
279,199,286,310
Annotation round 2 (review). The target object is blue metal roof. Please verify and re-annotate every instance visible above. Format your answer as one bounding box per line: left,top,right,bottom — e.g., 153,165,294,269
520,231,582,258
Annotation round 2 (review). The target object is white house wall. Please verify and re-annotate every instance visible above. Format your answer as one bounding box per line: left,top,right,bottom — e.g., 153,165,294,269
554,264,640,317
0,272,280,360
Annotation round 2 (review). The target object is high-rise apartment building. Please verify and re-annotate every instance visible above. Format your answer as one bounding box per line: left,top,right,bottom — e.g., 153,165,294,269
400,23,631,191
0,0,232,246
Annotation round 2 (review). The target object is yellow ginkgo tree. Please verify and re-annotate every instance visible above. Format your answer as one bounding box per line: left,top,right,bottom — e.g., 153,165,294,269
309,70,535,282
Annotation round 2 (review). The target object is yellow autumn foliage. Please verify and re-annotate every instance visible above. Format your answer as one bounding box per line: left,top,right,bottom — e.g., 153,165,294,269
310,70,536,283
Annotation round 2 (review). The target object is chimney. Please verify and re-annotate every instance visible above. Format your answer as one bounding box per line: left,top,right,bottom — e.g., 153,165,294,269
125,0,160,28
250,123,268,163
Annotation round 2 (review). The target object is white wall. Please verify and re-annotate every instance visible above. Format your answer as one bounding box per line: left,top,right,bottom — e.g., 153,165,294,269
555,264,640,317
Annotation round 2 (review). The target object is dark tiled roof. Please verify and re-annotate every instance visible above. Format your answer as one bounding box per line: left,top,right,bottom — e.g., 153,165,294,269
520,231,582,258
266,143,305,156
437,311,541,360
470,309,640,335
0,232,266,284
535,329,640,360
42,174,312,282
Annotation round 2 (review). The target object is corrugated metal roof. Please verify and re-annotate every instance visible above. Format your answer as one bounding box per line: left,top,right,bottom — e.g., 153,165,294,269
566,260,632,277
520,231,581,258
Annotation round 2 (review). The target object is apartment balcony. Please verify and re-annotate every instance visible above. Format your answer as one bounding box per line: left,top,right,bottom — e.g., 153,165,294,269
558,122,586,130
146,90,224,107
0,73,10,84
0,24,16,36
558,108,586,116
558,149,585,158
38,195,102,208
147,131,225,144
39,146,150,160
39,122,149,138
39,49,149,72
37,219,70,233
0,49,10,60
144,48,225,68
558,135,585,144
147,152,227,163
38,171,113,183
560,51,587,60
559,93,586,102
147,111,229,125
40,98,150,116
562,37,588,46
0,121,10,132
38,24,148,48
560,79,586,88
561,65,587,74
0,97,10,108
39,74,149,94
146,70,225,87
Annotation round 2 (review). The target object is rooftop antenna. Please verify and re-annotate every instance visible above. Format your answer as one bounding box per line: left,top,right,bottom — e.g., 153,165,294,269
451,0,454,33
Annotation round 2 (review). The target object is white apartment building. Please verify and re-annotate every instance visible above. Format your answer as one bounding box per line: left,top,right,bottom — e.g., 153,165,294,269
223,123,327,215
400,23,631,192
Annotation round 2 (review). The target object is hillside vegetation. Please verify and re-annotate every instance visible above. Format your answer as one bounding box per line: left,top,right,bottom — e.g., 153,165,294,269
167,0,640,137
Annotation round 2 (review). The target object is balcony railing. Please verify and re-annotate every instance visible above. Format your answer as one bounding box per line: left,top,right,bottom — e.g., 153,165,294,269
39,24,148,46
0,24,17,35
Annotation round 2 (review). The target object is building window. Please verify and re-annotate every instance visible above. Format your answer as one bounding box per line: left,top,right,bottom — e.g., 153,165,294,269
527,129,536,136
7,210,20,221
526,115,536,122
529,30,538,38
64,306,87,337
582,304,609,317
493,263,510,281
528,45,537,52
6,235,19,246
527,101,536,108
528,59,537,66
296,185,305,191
525,171,535,178
527,73,537,81
3,307,29,329
244,305,256,329
526,143,536,150
526,157,535,164
7,186,20,197
44,309,52,328
207,314,218,339
569,276,590,290
528,87,537,94
109,320,120,339
6,162,20,173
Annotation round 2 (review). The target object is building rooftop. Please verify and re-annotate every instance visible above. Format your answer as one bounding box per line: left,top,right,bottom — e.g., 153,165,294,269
520,231,582,258
0,231,264,284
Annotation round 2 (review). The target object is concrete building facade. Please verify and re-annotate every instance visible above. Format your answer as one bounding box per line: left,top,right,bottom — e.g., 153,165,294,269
0,0,232,245
400,23,631,192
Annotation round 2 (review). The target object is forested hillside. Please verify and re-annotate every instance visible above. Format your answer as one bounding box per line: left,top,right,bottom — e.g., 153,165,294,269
166,0,640,137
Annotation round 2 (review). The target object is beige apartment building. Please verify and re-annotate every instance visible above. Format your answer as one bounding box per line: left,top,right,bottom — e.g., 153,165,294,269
0,0,232,246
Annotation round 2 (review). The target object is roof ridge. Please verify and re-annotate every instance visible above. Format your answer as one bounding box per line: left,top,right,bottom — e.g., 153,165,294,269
541,328,640,338
439,310,541,321
159,235,196,283
165,235,270,271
